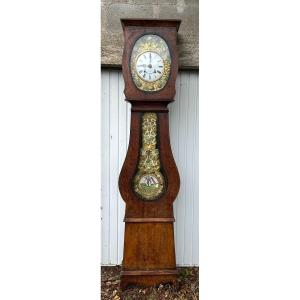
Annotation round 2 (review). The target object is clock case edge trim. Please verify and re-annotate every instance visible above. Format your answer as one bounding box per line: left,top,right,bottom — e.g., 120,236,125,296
121,18,181,32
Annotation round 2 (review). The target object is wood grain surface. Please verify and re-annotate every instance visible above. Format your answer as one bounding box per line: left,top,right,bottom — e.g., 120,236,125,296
119,19,181,289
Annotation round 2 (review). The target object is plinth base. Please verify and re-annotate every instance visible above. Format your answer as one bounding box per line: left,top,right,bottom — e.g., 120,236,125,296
120,269,178,290
121,222,177,289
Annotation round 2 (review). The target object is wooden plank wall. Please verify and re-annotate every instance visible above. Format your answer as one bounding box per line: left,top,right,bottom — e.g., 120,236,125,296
101,69,199,266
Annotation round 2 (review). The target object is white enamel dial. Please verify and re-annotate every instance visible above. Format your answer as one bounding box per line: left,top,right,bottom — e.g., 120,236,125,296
135,51,164,82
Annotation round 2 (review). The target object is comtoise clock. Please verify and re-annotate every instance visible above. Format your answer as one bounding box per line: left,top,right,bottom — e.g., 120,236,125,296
119,19,181,289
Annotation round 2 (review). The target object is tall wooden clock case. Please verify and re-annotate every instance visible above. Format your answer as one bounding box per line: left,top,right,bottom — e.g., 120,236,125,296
119,19,181,289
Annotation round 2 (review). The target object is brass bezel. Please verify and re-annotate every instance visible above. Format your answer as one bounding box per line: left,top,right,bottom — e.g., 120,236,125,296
135,51,165,82
134,172,165,201
130,34,171,92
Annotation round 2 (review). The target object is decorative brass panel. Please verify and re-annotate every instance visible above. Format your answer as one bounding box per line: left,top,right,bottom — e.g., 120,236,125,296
133,113,165,200
130,34,171,92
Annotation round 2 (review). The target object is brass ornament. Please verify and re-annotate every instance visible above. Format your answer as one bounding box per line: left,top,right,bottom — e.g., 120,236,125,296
133,113,165,200
130,34,171,92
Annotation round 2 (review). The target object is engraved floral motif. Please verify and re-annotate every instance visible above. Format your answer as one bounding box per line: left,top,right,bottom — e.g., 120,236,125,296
130,34,171,92
133,113,165,200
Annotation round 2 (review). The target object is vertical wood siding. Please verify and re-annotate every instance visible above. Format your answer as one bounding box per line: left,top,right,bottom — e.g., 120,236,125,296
101,69,199,266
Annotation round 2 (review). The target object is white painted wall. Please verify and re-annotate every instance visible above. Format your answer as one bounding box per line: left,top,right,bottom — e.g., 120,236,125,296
101,69,199,266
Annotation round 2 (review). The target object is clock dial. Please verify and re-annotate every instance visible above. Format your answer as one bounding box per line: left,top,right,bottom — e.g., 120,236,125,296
130,34,171,92
136,51,165,82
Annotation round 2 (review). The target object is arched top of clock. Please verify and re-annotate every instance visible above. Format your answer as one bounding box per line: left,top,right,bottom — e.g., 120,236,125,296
121,18,181,32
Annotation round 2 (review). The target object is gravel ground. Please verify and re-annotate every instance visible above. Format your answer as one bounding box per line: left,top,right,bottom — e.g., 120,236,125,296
101,266,199,300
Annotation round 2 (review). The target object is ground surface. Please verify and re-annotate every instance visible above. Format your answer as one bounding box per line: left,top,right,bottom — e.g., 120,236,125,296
101,266,199,300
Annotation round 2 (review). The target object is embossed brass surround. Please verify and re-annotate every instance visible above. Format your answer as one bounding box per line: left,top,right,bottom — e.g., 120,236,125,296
130,34,171,92
133,113,165,200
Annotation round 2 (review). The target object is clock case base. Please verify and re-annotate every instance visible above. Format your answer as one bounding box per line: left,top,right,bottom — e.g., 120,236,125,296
120,221,177,290
120,274,177,290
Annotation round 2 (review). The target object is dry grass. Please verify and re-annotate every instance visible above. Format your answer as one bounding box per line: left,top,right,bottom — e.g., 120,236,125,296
101,266,199,300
